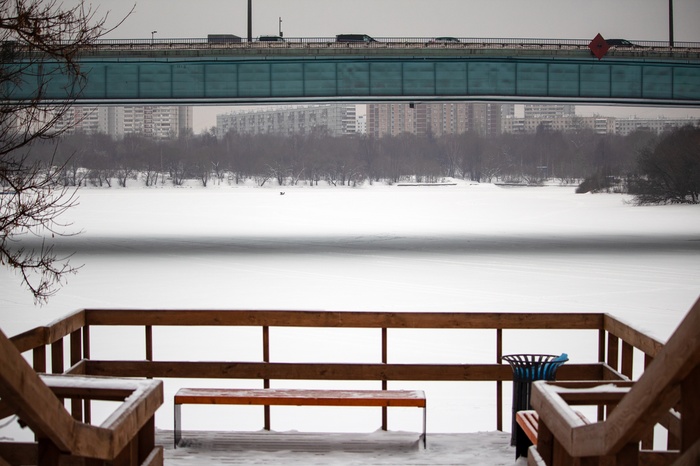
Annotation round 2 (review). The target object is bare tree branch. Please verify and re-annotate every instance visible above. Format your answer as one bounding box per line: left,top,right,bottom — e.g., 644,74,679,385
1,0,130,303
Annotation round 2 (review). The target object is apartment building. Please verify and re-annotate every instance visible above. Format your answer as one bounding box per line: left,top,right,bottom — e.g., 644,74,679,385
614,116,700,136
216,104,357,138
54,106,193,139
366,102,501,137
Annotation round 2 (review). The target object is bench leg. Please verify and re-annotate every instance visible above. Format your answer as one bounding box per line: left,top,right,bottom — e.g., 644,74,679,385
515,423,532,459
422,405,427,449
174,404,181,449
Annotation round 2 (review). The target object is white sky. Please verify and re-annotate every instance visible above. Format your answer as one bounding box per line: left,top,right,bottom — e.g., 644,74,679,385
84,1,700,131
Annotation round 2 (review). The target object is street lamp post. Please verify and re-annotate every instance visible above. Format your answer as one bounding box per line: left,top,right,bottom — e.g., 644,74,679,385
669,0,674,47
151,30,157,45
247,0,252,42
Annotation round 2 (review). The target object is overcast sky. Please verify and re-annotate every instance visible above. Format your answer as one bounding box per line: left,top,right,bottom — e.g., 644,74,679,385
95,0,699,42
84,0,700,132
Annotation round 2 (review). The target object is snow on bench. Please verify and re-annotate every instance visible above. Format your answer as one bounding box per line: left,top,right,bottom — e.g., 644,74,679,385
174,388,427,448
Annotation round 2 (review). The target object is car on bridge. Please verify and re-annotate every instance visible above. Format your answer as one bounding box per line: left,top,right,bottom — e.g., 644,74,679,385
258,35,285,42
429,37,461,44
336,34,377,43
606,39,643,48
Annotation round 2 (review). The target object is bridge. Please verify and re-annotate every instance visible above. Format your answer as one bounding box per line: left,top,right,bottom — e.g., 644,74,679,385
6,37,700,106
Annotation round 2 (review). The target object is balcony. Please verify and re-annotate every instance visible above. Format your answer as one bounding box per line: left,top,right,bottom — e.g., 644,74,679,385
1,302,698,465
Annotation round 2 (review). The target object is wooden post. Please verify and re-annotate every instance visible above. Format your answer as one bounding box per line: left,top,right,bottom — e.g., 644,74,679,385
262,326,270,430
606,334,619,372
598,329,606,421
681,364,700,453
37,438,60,466
70,331,84,420
51,340,64,375
621,341,633,379
496,328,503,431
83,326,91,424
145,326,153,362
33,345,47,373
537,418,555,465
138,416,156,463
382,327,388,431
615,442,639,466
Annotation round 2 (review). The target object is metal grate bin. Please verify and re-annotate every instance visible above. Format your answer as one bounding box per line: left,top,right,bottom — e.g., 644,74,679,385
502,353,568,455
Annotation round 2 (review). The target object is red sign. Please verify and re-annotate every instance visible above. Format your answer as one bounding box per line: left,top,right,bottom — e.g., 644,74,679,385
589,33,610,60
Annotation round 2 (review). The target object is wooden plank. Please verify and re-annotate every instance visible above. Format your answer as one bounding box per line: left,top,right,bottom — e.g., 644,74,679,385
0,328,77,453
621,341,633,379
638,450,680,466
85,360,603,382
140,446,163,466
50,340,64,375
0,442,37,465
33,345,46,373
496,328,503,432
84,309,604,330
174,388,426,408
10,328,48,354
601,297,700,454
681,364,700,452
673,437,700,466
604,314,664,358
607,334,619,372
516,411,539,445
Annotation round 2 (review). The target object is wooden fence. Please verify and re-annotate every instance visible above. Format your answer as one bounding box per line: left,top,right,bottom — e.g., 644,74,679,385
7,309,665,436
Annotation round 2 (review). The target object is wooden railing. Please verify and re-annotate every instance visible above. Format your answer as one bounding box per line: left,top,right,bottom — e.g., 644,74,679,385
5,309,666,436
0,324,163,466
529,297,700,466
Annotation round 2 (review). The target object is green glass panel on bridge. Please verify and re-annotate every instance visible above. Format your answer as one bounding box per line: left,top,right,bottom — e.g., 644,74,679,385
304,63,337,96
203,63,238,99
515,63,548,96
643,66,673,99
580,64,610,97
370,62,403,96
548,64,579,97
611,65,642,98
6,55,700,105
435,62,467,95
674,67,700,99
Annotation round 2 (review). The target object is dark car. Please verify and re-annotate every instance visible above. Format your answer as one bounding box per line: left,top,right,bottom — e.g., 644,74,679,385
336,34,377,43
430,37,460,44
258,35,285,42
606,39,641,47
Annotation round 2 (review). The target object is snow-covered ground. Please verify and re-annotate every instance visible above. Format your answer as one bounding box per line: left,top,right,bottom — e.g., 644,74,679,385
1,180,699,460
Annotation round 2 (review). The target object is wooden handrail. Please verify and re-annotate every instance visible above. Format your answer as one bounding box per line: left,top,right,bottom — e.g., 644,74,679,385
0,328,163,463
82,309,605,329
531,296,700,462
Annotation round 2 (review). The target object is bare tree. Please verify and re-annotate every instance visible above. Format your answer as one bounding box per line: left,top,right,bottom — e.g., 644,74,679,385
1,0,129,302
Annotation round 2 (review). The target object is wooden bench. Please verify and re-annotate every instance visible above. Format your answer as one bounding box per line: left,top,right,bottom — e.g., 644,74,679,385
515,410,590,459
174,388,427,449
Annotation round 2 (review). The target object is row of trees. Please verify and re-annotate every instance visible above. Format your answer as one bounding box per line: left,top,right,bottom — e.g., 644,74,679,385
24,126,659,191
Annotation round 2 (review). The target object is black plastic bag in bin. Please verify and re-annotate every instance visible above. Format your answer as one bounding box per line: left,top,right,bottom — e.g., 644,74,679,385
502,353,568,455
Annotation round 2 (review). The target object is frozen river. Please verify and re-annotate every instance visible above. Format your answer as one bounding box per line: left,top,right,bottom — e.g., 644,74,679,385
1,181,699,437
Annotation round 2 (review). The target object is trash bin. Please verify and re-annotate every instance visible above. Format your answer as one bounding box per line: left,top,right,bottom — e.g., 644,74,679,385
502,353,568,456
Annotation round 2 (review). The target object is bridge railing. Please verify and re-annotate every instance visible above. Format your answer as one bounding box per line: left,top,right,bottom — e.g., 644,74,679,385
7,36,699,51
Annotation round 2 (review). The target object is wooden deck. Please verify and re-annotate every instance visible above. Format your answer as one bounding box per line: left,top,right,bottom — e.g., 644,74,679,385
157,430,516,465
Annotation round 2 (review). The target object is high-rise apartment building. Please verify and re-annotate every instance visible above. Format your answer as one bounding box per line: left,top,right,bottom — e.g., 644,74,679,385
216,104,357,138
366,102,501,137
54,106,193,139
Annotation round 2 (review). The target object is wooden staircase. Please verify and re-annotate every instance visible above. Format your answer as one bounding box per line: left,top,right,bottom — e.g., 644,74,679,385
528,297,700,465
0,328,163,466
